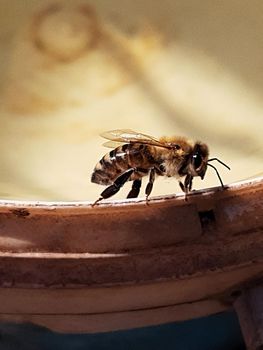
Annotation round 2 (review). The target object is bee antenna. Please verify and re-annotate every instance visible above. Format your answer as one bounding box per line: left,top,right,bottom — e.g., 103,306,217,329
207,163,225,188
208,158,230,170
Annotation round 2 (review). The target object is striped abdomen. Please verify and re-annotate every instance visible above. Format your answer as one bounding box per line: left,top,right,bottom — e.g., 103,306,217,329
91,143,157,185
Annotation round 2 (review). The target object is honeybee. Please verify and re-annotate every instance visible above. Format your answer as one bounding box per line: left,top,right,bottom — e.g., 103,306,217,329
91,129,230,205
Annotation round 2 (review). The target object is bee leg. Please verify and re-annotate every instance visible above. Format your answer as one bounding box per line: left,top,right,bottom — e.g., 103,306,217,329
179,181,185,192
183,174,193,201
92,168,135,206
145,168,156,203
186,175,193,192
127,179,142,199
183,174,193,193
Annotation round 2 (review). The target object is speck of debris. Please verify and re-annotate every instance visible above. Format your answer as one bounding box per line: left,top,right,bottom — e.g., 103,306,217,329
10,208,30,218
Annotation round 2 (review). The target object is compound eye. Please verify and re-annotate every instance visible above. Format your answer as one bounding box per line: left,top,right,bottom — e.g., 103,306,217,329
192,154,202,169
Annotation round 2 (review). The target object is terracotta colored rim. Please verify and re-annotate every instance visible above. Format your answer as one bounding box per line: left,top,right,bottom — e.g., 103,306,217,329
0,177,261,333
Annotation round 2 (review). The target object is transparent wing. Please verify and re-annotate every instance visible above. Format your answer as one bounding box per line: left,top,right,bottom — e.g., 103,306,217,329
102,140,124,148
101,129,170,148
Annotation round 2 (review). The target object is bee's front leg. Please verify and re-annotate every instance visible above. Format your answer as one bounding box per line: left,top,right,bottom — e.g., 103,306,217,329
179,175,193,201
185,174,193,192
92,168,135,206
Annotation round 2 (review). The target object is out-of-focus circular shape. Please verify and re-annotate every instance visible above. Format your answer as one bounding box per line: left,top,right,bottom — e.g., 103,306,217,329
32,4,99,61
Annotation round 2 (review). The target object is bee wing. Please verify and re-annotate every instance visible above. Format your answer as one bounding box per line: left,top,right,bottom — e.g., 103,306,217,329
101,129,170,148
102,140,124,148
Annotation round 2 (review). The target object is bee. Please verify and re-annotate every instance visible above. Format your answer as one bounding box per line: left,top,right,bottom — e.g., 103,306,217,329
91,129,230,205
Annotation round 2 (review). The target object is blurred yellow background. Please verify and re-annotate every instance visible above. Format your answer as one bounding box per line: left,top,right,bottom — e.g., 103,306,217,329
0,0,262,200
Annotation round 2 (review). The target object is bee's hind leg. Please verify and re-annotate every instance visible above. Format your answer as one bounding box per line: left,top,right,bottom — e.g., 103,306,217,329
92,168,135,206
127,179,142,199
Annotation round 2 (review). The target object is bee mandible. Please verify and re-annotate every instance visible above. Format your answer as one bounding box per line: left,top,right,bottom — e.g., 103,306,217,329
91,129,230,205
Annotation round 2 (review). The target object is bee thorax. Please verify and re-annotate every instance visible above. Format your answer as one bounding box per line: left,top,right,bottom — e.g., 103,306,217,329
162,159,181,178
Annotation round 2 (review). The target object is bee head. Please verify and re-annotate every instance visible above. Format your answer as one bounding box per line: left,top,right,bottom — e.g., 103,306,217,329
178,141,230,188
189,142,209,179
